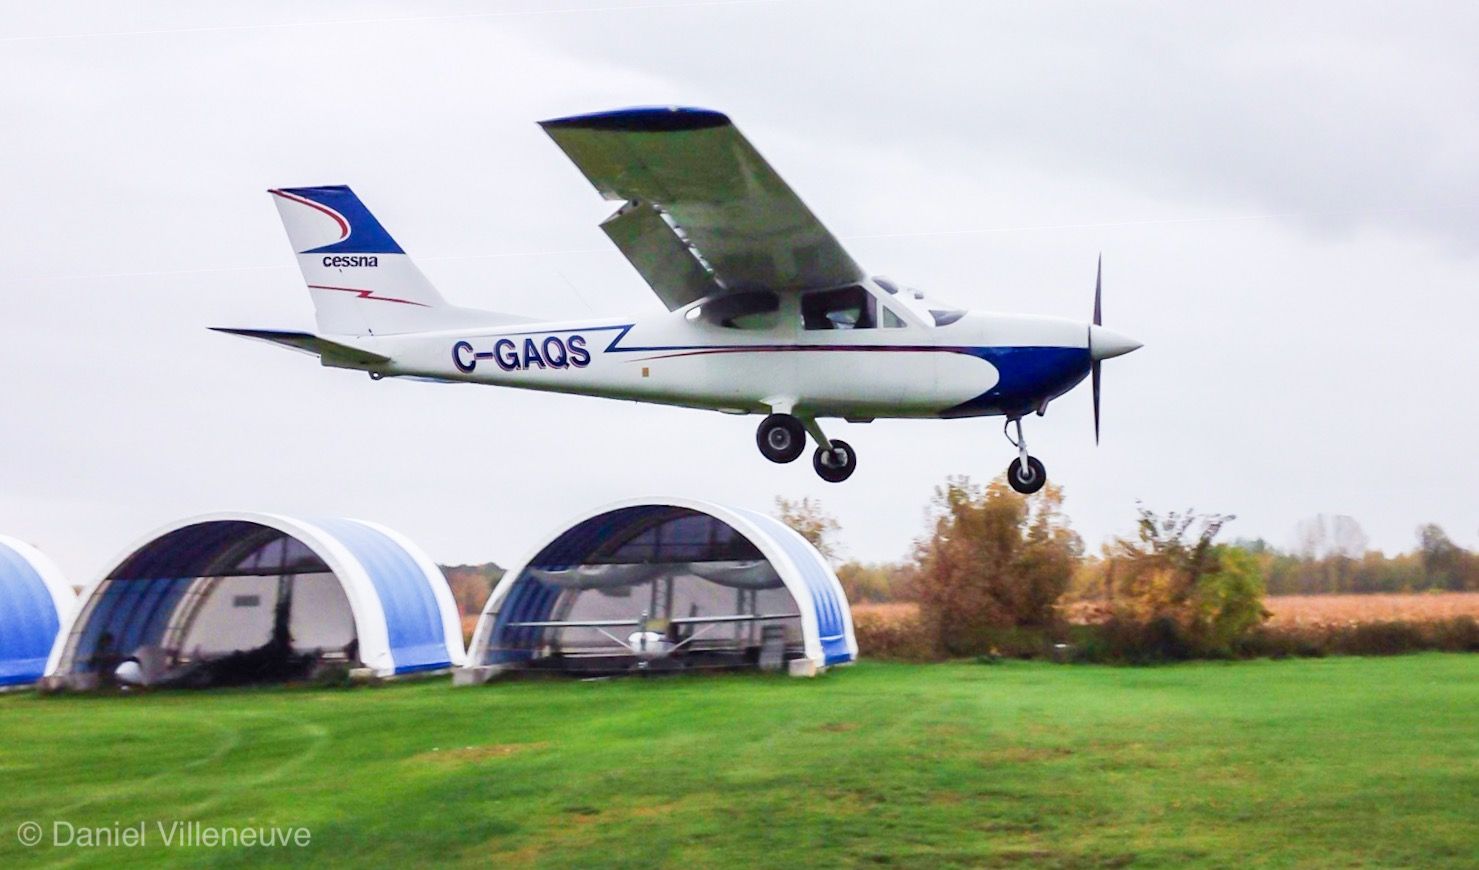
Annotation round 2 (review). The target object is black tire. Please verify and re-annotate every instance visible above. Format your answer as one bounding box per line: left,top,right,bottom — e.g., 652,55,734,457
1007,456,1047,494
813,439,857,483
757,414,806,463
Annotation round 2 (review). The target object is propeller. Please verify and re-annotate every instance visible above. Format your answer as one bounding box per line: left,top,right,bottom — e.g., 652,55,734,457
1086,254,1143,445
1092,255,1102,445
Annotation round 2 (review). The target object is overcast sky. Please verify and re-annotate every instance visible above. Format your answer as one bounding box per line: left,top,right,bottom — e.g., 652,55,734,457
3,1,1476,581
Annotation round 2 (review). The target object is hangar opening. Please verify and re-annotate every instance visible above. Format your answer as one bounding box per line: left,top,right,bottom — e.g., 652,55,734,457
0,535,74,689
466,499,856,678
47,513,464,689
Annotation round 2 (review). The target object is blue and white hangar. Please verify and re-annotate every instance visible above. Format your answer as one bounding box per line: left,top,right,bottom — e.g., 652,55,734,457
45,512,465,689
0,535,74,689
464,498,857,679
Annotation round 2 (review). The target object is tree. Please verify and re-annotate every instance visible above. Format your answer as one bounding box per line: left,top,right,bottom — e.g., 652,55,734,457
440,562,505,618
774,496,842,563
834,560,917,603
912,476,1082,654
1417,524,1475,591
1105,506,1268,655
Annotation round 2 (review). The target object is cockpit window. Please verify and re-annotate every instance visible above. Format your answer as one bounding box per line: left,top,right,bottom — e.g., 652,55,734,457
881,306,906,328
930,309,966,326
802,285,877,330
690,291,780,329
874,277,899,295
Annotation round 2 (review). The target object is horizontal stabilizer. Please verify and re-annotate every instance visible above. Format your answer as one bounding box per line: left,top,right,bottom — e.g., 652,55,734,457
210,327,390,368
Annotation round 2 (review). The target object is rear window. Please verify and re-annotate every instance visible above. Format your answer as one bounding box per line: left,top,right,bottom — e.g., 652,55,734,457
688,291,780,329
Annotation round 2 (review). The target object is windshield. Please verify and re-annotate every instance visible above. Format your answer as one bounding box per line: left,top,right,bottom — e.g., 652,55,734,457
872,276,965,327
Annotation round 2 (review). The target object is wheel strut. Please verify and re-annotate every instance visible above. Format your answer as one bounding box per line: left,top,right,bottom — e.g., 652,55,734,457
1004,417,1047,494
1008,417,1030,470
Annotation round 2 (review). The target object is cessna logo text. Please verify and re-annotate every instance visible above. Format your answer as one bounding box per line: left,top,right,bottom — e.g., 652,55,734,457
453,335,591,373
321,255,378,268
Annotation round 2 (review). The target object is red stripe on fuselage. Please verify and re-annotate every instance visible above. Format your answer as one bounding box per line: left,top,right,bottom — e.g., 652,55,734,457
629,345,958,362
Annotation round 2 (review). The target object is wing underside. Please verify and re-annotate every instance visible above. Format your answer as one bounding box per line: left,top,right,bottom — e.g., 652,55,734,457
541,107,865,308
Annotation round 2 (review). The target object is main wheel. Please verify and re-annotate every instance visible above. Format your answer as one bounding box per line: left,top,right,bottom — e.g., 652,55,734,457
813,439,857,483
756,414,806,463
1007,456,1047,494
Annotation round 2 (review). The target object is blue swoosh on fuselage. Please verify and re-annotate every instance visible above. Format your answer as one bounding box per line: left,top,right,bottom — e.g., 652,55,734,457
939,346,1092,418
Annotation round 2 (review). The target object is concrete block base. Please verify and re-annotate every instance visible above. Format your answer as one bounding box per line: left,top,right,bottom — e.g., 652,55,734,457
788,658,822,678
452,665,500,687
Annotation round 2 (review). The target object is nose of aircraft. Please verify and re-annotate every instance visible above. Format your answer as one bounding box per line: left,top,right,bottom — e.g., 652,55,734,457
1089,325,1143,361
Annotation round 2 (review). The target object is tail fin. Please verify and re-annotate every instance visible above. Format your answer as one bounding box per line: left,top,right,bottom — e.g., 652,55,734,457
271,185,515,336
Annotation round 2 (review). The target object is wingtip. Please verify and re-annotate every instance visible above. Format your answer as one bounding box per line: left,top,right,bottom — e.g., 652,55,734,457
539,106,731,133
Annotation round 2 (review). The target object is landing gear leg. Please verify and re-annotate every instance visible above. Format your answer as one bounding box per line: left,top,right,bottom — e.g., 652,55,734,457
800,417,856,483
1005,417,1046,494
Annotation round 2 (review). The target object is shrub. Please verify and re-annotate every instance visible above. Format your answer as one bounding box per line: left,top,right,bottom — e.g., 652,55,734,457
851,606,941,661
912,477,1082,656
1101,507,1269,657
1231,616,1479,659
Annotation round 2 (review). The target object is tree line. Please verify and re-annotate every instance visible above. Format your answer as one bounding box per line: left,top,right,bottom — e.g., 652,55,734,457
776,483,1479,662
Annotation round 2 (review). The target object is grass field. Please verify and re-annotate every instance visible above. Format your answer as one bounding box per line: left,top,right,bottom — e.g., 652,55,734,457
2,656,1476,868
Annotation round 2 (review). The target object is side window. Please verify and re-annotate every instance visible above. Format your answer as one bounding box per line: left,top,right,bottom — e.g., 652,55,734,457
881,306,906,328
801,285,877,330
689,291,780,329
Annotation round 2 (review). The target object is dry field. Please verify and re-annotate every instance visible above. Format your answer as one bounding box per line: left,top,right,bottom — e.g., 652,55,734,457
1263,592,1479,627
853,592,1479,627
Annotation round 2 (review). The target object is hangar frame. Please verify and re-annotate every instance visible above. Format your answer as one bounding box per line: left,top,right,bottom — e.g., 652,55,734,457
46,512,464,687
466,497,857,677
0,535,74,689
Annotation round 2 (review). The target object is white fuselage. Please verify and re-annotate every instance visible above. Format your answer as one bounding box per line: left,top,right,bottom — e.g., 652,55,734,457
364,291,1096,421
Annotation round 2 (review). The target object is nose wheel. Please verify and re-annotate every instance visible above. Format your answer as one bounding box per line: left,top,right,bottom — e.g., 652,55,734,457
1005,418,1047,494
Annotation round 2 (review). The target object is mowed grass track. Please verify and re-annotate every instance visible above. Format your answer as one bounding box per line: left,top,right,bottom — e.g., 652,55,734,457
1,657,1475,868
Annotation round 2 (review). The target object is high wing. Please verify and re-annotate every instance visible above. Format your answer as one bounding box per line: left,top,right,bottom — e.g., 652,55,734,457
541,107,866,309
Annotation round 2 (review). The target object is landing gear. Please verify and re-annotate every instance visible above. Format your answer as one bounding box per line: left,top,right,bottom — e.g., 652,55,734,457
1007,456,1046,494
1004,418,1047,494
813,439,857,483
757,412,860,482
756,414,806,463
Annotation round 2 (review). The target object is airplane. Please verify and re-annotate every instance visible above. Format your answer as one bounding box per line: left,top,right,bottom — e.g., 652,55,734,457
216,106,1142,490
504,611,802,670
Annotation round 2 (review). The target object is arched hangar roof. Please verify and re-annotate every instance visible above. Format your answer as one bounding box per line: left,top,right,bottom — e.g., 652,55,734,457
47,512,464,678
469,497,857,669
0,535,75,687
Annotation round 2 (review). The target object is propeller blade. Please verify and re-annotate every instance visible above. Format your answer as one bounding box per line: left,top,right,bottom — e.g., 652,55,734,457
1092,256,1102,443
1093,254,1102,326
1092,360,1101,445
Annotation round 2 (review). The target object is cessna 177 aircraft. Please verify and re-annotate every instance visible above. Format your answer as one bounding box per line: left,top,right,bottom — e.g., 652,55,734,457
218,107,1141,489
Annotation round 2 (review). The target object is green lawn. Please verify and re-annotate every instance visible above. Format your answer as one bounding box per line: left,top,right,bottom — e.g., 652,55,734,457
1,656,1475,868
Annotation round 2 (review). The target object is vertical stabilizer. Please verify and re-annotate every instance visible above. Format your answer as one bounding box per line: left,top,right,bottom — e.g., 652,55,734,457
270,186,451,335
